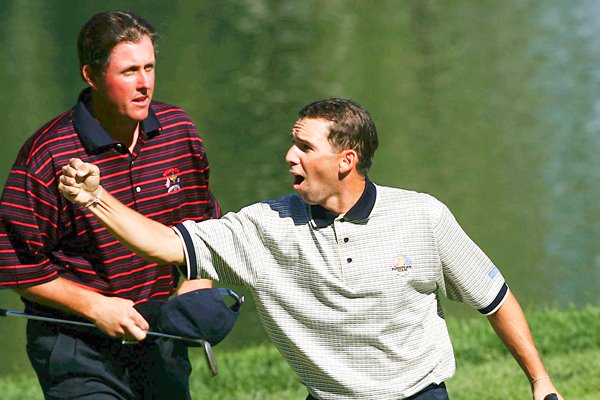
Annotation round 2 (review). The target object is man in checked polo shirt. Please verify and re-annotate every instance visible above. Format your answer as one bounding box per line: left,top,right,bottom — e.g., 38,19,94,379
59,99,562,400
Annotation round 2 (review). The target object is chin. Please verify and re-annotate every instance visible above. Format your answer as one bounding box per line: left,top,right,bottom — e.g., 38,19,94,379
298,193,318,205
295,191,308,202
129,111,149,122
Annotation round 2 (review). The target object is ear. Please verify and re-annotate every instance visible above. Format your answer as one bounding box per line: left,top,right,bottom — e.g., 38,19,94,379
339,149,358,174
81,65,97,89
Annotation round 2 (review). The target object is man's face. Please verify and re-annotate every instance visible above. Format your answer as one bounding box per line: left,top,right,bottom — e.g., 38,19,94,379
285,118,342,206
92,35,155,124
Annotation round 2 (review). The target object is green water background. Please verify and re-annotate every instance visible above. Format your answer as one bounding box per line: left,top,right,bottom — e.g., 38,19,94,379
0,0,598,375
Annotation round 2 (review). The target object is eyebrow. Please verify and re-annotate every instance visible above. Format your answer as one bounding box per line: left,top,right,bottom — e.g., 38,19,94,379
290,127,303,141
290,130,307,143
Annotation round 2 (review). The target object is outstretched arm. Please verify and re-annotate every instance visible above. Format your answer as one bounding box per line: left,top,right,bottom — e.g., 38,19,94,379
487,291,563,400
59,158,185,265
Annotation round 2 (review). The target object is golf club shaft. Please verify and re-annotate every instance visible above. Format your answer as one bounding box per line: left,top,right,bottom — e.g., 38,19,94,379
1,308,205,344
1,307,218,376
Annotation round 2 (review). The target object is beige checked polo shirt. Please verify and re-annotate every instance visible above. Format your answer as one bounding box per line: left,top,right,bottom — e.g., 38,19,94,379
174,181,508,399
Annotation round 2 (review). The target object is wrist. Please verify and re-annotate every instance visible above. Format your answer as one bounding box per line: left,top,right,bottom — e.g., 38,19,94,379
84,186,103,208
530,374,550,385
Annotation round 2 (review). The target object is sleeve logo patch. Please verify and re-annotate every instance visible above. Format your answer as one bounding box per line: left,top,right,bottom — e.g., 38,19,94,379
488,265,499,279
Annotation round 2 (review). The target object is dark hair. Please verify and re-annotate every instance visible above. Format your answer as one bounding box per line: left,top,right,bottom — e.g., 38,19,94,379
298,98,379,175
77,11,157,79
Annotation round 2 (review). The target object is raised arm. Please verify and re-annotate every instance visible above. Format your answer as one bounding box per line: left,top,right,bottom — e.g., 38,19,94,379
59,158,185,265
487,291,563,400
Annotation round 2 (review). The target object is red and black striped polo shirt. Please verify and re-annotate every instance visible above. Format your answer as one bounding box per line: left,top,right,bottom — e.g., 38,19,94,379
0,88,220,316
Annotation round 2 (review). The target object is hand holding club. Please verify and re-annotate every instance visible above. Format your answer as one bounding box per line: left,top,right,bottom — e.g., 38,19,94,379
90,295,149,342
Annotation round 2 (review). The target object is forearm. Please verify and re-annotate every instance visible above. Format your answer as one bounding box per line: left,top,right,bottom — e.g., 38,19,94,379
15,277,104,319
177,278,213,295
487,292,547,380
86,188,185,265
15,277,149,340
487,291,562,399
59,158,184,265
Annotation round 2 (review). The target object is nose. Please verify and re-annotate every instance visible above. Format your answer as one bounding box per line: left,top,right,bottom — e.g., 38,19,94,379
285,145,298,165
138,70,152,89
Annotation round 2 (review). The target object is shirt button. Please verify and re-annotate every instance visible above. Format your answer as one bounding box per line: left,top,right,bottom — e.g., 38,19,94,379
135,187,142,193
115,143,126,153
346,258,352,263
343,238,349,243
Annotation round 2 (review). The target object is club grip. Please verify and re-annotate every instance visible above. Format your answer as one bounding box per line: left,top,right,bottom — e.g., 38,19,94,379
544,394,559,400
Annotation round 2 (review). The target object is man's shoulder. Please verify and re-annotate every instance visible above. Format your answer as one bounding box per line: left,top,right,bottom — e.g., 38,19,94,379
33,108,76,137
265,192,303,205
17,109,76,160
150,100,192,121
375,184,432,201
374,184,445,213
243,194,307,220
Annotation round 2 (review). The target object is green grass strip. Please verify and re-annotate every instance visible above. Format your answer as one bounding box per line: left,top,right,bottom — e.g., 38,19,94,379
1,305,598,399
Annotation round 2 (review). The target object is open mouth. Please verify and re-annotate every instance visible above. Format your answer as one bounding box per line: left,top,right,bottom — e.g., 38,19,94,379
292,174,305,187
133,95,148,105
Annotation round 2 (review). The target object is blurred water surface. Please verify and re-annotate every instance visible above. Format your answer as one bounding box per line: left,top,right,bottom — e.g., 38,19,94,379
0,0,598,376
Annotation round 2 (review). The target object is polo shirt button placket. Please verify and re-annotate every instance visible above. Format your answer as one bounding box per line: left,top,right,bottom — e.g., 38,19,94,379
342,237,351,263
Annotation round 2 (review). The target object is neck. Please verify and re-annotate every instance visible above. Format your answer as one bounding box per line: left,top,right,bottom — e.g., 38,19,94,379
105,120,140,151
91,94,139,150
322,175,366,214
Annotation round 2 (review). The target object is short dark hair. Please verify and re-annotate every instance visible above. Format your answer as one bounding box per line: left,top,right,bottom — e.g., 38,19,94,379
77,11,157,79
298,98,379,175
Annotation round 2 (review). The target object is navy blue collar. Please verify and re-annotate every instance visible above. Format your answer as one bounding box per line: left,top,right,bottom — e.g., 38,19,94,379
72,88,161,155
310,178,376,229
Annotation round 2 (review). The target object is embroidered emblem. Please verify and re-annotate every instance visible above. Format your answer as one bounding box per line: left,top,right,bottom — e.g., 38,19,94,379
163,168,182,193
391,255,413,274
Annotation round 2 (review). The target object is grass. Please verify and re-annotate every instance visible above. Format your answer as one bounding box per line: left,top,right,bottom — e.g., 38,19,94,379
1,305,598,399
447,304,600,399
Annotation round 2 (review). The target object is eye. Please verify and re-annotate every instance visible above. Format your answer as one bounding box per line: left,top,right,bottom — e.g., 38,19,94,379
290,133,312,152
122,67,137,76
293,140,310,152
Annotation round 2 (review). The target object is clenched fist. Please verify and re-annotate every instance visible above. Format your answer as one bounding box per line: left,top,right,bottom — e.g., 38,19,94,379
59,158,101,207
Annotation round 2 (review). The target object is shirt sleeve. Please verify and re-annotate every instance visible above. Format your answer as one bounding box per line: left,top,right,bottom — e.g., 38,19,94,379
427,195,509,315
172,204,267,287
0,164,61,287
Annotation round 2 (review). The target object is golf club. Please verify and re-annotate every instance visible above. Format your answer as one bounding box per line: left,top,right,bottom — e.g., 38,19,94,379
0,307,218,376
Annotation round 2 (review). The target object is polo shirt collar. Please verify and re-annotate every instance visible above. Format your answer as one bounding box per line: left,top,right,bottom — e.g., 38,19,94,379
73,88,161,155
309,177,376,229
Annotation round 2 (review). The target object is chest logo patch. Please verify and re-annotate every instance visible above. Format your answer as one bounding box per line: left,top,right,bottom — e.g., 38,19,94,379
163,167,182,193
391,255,413,274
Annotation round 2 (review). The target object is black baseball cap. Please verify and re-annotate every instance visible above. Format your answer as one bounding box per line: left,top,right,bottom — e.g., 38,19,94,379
135,287,243,346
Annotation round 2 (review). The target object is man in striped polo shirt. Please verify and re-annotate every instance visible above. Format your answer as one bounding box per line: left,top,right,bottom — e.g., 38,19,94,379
59,99,562,399
0,11,220,399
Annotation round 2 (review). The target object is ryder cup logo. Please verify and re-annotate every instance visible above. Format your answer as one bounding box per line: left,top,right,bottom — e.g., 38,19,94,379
391,255,413,274
163,167,182,193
